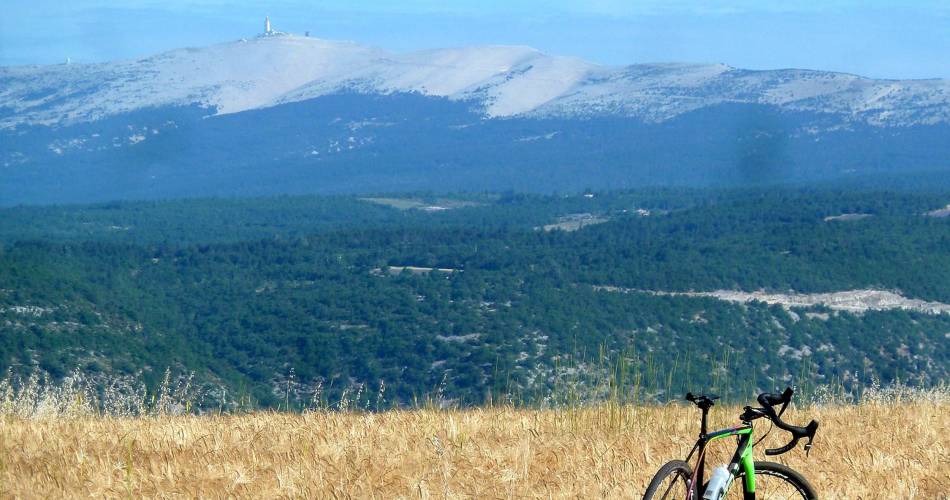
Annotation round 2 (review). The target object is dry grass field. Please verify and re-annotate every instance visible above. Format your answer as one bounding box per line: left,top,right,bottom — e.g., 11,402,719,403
2,397,948,499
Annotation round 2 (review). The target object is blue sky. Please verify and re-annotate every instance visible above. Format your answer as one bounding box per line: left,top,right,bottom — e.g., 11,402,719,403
2,1,948,79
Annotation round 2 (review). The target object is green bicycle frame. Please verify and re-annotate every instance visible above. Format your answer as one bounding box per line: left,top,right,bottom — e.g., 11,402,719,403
686,424,757,499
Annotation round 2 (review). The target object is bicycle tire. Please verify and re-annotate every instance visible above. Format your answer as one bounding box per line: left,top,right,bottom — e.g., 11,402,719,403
726,461,817,499
643,460,694,500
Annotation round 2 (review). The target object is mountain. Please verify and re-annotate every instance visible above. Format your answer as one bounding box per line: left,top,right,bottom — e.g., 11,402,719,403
3,34,950,205
6,34,950,128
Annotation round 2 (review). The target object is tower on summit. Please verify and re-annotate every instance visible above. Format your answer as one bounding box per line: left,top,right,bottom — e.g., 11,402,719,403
259,16,287,37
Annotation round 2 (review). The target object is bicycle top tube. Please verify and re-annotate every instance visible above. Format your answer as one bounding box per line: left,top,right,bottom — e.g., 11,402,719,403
704,424,752,442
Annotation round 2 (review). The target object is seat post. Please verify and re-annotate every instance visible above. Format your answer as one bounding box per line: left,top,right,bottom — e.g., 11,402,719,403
696,402,712,498
700,405,710,436
686,392,718,437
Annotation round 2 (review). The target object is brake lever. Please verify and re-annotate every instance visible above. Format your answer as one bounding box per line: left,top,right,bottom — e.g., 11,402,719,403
802,433,816,457
803,420,819,457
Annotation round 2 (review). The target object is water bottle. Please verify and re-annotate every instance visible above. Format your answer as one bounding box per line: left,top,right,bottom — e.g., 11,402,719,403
702,465,731,500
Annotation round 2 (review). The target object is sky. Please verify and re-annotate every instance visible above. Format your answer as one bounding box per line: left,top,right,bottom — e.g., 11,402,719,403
1,1,948,79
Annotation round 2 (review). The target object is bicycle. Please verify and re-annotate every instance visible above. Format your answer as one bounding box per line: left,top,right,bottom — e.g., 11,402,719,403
643,387,819,499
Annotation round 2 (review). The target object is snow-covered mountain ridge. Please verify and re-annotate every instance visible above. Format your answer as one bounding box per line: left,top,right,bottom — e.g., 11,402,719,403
3,34,950,129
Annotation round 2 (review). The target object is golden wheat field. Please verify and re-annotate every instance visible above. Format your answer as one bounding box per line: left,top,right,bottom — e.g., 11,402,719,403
1,399,948,499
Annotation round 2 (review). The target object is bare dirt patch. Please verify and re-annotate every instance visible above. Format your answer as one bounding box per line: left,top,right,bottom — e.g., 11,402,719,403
359,197,481,211
540,213,609,232
595,286,950,315
378,266,459,275
823,213,872,222
926,204,950,218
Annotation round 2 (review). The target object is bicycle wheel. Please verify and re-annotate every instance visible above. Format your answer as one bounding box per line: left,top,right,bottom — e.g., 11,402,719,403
643,460,694,500
725,461,817,499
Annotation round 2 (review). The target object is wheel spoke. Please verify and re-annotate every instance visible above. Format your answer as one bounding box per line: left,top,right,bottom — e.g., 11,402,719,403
658,472,686,499
643,461,693,500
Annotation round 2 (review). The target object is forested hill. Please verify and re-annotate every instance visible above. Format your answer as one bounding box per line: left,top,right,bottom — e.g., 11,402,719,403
2,188,948,408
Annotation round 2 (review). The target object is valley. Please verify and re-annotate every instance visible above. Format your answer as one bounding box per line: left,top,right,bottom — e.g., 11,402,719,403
2,188,947,409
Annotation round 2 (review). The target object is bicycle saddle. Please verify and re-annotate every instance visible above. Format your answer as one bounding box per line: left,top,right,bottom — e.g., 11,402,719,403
685,392,720,408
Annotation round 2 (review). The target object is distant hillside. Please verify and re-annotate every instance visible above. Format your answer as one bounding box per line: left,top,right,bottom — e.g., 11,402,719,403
2,189,948,408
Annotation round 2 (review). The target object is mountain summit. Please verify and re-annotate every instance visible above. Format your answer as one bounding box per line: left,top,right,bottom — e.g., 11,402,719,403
4,35,950,130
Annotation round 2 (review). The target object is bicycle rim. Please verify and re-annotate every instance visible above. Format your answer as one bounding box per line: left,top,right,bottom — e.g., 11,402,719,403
643,460,693,500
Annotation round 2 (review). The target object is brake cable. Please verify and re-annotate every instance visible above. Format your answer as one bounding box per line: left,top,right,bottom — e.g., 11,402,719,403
752,419,773,449
753,398,788,448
